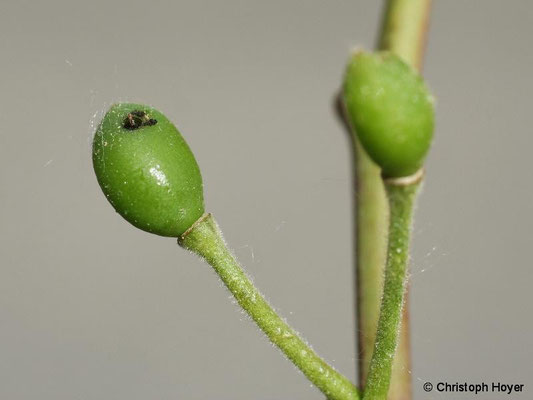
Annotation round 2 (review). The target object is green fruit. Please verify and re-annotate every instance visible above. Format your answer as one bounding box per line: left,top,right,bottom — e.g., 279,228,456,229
93,103,204,237
343,51,435,178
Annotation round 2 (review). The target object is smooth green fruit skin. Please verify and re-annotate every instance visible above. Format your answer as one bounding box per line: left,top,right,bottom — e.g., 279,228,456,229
93,103,204,237
343,51,434,178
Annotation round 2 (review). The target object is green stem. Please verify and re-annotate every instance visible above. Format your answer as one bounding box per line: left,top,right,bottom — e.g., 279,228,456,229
354,140,388,385
361,181,420,400
355,0,431,397
379,0,432,69
179,213,360,400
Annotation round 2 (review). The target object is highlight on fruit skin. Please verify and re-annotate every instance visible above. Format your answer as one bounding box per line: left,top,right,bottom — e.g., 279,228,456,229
343,51,435,178
92,103,204,237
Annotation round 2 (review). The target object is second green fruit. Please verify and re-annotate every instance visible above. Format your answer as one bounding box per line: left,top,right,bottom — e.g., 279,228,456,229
343,51,434,178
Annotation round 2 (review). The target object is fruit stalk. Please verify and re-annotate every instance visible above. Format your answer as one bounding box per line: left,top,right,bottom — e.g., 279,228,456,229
361,179,420,400
179,214,360,400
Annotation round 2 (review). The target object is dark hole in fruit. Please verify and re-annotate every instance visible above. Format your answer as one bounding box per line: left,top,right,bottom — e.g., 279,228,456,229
123,110,158,130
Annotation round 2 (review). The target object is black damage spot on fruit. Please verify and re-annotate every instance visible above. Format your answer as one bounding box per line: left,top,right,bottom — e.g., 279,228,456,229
123,110,158,130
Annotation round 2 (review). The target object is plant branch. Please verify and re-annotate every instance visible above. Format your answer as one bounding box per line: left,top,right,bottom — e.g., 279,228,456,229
179,214,360,400
362,180,420,400
379,0,432,69
353,138,388,385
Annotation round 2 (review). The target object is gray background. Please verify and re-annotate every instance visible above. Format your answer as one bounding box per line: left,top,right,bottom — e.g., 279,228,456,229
1,1,531,399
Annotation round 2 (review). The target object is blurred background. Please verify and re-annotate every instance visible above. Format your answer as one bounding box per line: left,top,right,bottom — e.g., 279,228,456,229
1,1,532,399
